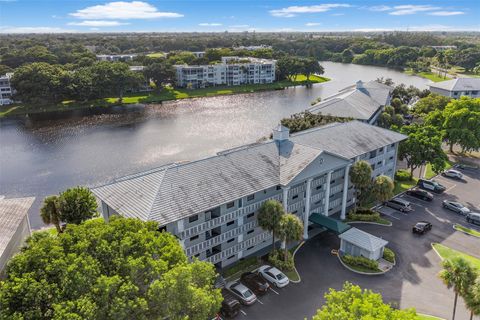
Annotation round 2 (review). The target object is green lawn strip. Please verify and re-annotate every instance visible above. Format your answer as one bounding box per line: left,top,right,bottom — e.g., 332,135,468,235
432,243,480,270
454,224,480,238
393,178,418,195
424,160,453,179
146,52,165,58
222,256,261,280
404,69,452,82
416,314,445,320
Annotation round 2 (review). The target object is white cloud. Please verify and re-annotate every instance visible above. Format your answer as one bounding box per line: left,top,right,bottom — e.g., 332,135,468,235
305,22,322,26
428,11,464,16
389,5,440,16
331,13,345,16
270,4,351,17
68,20,130,27
0,26,77,33
70,1,183,20
198,23,222,26
369,5,391,12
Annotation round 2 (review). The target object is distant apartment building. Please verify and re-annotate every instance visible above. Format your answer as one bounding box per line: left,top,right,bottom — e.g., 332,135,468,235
174,56,276,89
96,54,137,62
93,121,405,269
307,80,392,125
430,45,457,51
428,78,480,99
192,51,205,58
233,45,272,51
0,73,15,106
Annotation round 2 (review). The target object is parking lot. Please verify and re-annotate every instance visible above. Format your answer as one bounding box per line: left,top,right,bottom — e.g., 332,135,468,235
233,168,480,320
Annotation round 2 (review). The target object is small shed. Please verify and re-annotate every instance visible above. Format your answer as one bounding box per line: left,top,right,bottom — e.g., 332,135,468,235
338,227,388,260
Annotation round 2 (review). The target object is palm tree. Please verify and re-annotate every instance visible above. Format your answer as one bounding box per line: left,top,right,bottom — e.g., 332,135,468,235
439,257,478,320
278,214,303,262
349,160,373,210
465,277,480,320
40,195,62,233
372,175,394,205
258,200,285,252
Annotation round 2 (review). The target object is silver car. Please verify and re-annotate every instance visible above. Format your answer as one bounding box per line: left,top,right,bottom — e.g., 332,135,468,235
441,169,463,180
442,200,470,215
226,281,257,305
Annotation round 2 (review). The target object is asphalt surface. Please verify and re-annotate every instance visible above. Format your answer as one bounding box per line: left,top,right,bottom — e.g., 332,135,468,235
240,169,480,320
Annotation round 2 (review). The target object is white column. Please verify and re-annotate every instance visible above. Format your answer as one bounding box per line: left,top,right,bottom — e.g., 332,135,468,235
303,178,312,240
323,171,333,216
392,143,399,179
340,164,352,220
282,186,289,211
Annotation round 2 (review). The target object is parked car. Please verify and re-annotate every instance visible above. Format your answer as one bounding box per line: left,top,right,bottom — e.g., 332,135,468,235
226,282,257,305
466,212,480,226
417,179,446,194
412,221,432,234
453,163,478,171
258,265,289,288
406,188,433,201
385,198,413,212
441,169,463,180
220,289,241,318
240,272,269,295
442,200,471,215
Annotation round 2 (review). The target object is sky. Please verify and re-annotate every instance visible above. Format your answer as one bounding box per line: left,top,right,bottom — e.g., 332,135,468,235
0,0,479,33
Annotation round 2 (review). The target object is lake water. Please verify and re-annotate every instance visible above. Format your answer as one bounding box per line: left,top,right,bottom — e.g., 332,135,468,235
0,62,431,228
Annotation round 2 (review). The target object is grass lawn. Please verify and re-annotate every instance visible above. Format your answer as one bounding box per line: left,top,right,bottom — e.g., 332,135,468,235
222,256,261,280
454,224,480,238
1,74,330,118
424,160,453,179
146,52,165,58
432,243,480,270
405,70,452,82
393,178,418,195
416,314,445,320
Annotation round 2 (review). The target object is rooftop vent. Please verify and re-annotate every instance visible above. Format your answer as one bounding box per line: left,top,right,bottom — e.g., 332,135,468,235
273,124,290,142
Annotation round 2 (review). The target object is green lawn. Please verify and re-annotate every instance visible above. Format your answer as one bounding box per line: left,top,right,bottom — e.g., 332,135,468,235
393,178,418,195
1,75,330,118
405,70,452,82
424,160,453,179
146,52,165,58
432,243,480,270
222,256,260,279
454,224,480,238
416,314,445,320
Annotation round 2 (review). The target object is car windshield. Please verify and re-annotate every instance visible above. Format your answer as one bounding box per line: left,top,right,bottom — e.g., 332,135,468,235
452,202,462,207
275,273,285,280
242,289,253,298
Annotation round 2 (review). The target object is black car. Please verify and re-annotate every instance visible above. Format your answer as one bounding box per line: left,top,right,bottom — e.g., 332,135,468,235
220,289,241,318
240,272,270,295
406,188,434,201
417,179,446,194
412,221,432,234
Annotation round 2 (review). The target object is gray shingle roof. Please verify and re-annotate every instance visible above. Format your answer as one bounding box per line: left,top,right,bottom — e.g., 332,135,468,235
429,78,480,92
93,121,406,226
0,197,34,258
307,81,392,120
339,227,388,251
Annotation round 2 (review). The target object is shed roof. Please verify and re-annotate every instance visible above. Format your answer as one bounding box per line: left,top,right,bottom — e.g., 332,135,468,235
428,78,480,92
0,197,34,258
339,227,388,252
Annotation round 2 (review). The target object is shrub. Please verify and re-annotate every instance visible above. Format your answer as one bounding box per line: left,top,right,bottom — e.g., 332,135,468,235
355,208,377,215
269,249,295,272
342,254,379,271
383,247,395,263
395,170,411,181
348,212,381,222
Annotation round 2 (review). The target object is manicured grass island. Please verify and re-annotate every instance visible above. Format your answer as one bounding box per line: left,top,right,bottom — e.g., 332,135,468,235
416,314,445,320
404,69,452,82
0,74,330,118
424,160,453,179
393,177,418,195
432,243,480,270
454,224,480,238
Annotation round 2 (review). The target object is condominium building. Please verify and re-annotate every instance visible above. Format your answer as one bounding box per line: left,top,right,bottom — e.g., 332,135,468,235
428,78,480,99
96,54,137,62
0,73,14,106
174,56,276,89
93,121,406,269
308,80,392,125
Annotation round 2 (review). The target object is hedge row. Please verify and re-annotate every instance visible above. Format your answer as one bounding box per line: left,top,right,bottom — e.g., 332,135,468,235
383,247,395,263
342,254,379,271
269,249,295,272
395,169,411,181
348,212,381,222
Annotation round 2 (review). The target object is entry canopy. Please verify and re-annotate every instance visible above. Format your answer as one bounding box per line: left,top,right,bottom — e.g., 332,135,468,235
309,213,351,234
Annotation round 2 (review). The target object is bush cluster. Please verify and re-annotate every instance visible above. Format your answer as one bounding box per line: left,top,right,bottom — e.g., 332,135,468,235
348,211,381,222
383,247,396,263
342,254,379,271
268,249,295,272
395,169,412,181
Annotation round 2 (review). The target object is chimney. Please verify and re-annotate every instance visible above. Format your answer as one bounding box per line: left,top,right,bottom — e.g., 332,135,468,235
273,124,290,142
356,80,364,89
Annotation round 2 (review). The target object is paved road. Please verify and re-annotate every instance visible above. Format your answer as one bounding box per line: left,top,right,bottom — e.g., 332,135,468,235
242,169,480,320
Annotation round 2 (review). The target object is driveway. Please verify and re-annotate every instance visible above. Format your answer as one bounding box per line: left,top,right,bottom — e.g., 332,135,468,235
244,169,480,320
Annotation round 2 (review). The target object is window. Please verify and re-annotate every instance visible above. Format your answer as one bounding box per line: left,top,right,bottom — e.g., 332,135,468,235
190,235,199,241
247,246,254,250
226,221,234,226
188,215,198,223
330,180,336,184
379,147,384,152
228,255,235,260
391,143,395,147
316,185,322,190
276,186,282,190
247,229,254,235
226,201,235,209
227,238,235,243
377,161,382,166
292,210,298,214
292,195,298,199
247,194,255,201
194,253,200,258
246,212,254,219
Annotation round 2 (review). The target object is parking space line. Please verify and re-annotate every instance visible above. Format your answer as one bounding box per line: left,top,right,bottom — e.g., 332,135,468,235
240,310,247,316
426,208,450,223
269,287,280,295
257,299,264,305
445,184,457,193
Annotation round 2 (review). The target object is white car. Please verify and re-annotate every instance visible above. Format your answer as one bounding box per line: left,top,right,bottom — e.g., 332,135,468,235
441,169,463,180
258,265,289,288
226,281,257,305
443,200,471,215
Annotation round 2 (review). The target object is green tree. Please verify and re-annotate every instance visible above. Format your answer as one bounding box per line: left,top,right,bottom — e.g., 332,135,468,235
258,200,285,252
301,57,324,80
278,214,303,262
372,175,394,204
465,277,480,320
349,160,373,208
439,257,478,320
40,195,62,233
399,124,448,179
143,60,175,91
57,186,98,225
312,282,417,320
341,49,354,63
413,93,451,116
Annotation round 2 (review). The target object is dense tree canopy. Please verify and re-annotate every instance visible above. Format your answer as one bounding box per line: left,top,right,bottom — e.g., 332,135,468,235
413,93,451,116
0,217,222,320
258,200,285,252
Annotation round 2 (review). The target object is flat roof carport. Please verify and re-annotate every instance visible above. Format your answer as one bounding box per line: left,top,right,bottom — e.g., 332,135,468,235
308,212,351,234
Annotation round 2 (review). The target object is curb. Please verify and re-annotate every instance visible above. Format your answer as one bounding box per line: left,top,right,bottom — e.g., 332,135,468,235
336,253,393,276
431,243,444,261
289,241,305,284
452,224,480,239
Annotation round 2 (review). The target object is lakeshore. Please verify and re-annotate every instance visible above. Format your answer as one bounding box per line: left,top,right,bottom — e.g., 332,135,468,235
0,74,329,118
